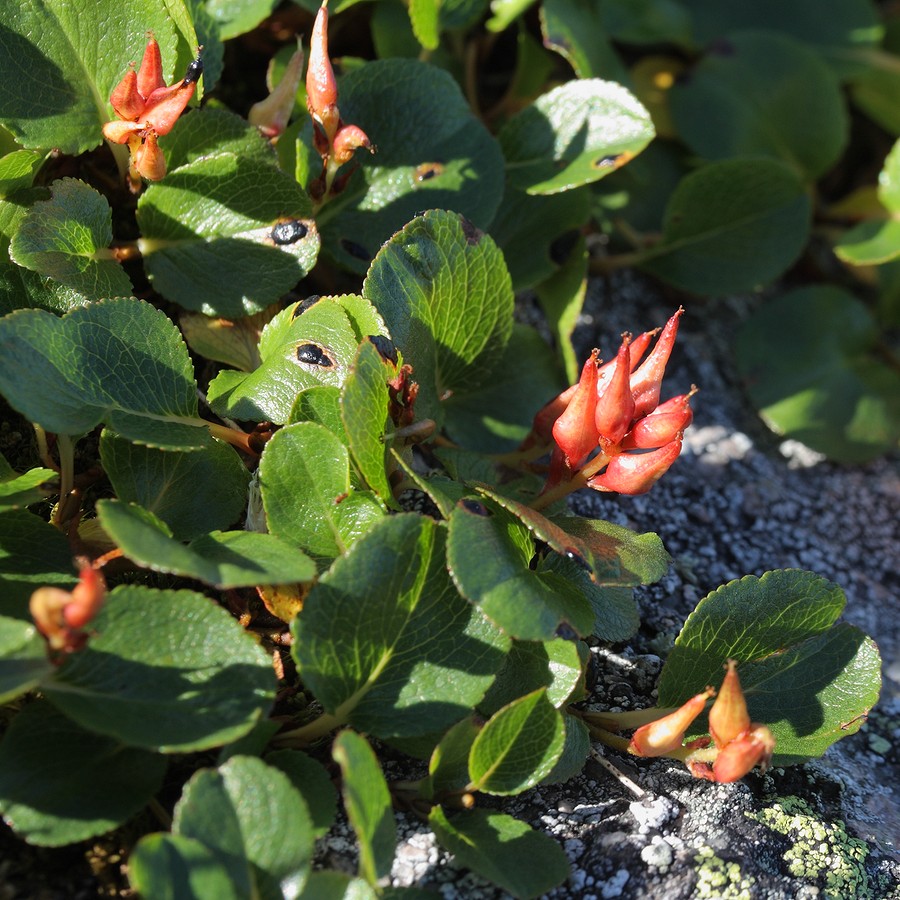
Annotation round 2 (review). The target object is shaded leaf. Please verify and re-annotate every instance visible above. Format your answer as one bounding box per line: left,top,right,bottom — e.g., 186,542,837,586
657,570,882,764
540,0,628,81
292,515,509,737
0,614,53,703
265,749,339,839
638,157,811,295
333,731,396,886
735,286,900,462
429,807,569,899
44,585,274,752
0,298,209,449
97,500,315,588
0,702,166,846
99,430,250,541
0,455,57,511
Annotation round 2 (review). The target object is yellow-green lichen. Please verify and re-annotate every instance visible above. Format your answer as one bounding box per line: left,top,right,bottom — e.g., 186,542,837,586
748,795,873,899
693,846,755,900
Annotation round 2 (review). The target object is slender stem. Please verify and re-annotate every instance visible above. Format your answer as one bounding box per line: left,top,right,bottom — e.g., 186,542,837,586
589,249,653,276
148,796,172,830
580,706,675,731
51,434,76,530
529,469,588,511
270,712,343,748
489,442,552,467
33,425,58,472
206,421,255,456
585,724,632,752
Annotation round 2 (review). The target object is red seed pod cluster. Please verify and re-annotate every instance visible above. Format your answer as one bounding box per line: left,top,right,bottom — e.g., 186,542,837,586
103,36,202,185
529,308,695,497
30,564,106,654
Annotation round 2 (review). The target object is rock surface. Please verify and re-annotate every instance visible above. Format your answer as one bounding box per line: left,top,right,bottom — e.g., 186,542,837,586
380,274,900,898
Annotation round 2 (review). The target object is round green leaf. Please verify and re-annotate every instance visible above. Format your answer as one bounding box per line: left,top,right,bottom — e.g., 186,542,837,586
468,688,566,795
44,584,275,752
292,515,509,738
99,430,250,541
429,808,569,900
0,149,44,197
97,500,315,588
174,756,314,889
265,749,339,839
542,713,591,785
207,296,372,424
540,0,630,81
680,0,882,78
363,210,514,424
0,701,167,846
833,219,900,266
0,458,57,511
735,286,900,462
499,79,655,195
138,144,319,317
260,421,385,558
657,570,883,763
0,0,197,154
129,832,250,900
332,731,396,886
447,498,595,641
638,157,811,295
0,614,53,703
0,298,209,449
9,178,131,299
670,31,848,180
318,59,505,272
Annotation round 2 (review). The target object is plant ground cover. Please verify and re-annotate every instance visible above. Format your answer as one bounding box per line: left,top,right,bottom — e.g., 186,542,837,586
0,0,897,896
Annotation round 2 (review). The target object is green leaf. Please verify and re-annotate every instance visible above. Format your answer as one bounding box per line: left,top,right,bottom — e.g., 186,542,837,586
447,497,594,641
0,0,197,155
443,324,566,453
0,298,210,449
408,0,440,49
657,570,882,763
468,688,565,794
129,832,251,900
490,183,592,291
0,150,44,197
638,157,811,295
265,749,339,839
499,79,654,195
429,807,569,899
534,234,587,383
97,500,315,588
542,713,591,785
260,421,385,558
342,338,397,506
9,179,132,300
669,31,848,180
202,0,280,41
0,701,166,846
0,614,53,702
290,385,346,435
735,286,900,462
599,0,693,47
138,115,319,317
363,210,515,424
174,756,314,892
0,509,76,618
333,731,396,886
99,430,250,541
479,638,587,716
679,0,882,78
43,584,274,752
487,0,539,33
318,59,506,272
0,456,57,511
179,307,271,372
423,717,482,799
539,0,629,81
208,296,376,424
292,515,508,737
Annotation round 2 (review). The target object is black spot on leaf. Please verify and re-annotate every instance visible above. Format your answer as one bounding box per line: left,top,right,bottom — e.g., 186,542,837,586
340,238,370,261
414,162,444,182
271,219,309,245
555,622,579,641
291,295,320,318
564,547,592,572
459,217,483,245
460,498,491,517
295,343,335,367
368,334,398,365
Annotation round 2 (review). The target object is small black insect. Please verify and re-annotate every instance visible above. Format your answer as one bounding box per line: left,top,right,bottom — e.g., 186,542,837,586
296,343,335,367
271,219,309,245
368,334,398,365
183,54,204,85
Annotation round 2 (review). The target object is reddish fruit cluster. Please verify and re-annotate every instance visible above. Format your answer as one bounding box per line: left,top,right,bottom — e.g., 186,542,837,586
628,660,776,783
102,36,201,186
30,565,106,654
306,1,374,200
528,309,694,497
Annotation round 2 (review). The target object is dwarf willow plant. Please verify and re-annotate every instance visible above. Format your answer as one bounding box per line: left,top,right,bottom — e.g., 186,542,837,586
0,0,888,896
